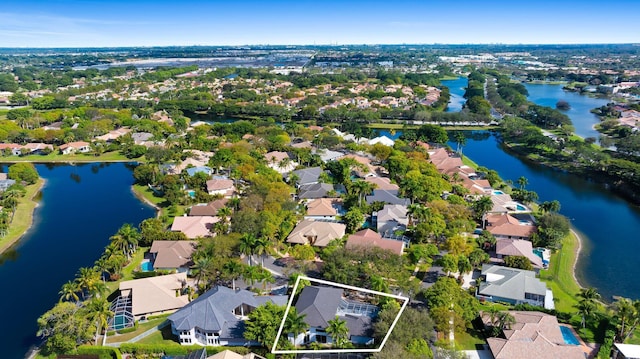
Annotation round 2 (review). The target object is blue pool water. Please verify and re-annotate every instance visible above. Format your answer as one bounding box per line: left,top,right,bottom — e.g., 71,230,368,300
516,204,526,211
560,326,580,345
141,261,153,272
187,190,196,198
493,190,505,195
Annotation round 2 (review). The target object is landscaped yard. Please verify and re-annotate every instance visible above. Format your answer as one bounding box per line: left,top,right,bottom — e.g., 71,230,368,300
105,247,149,294
1,151,131,162
135,322,177,345
539,231,582,314
457,328,486,350
0,178,44,253
106,316,169,343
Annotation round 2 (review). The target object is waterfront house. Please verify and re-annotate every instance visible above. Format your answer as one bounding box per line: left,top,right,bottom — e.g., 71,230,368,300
477,264,553,310
495,238,544,269
484,213,537,241
171,215,220,239
345,229,404,256
116,272,189,320
149,240,198,272
286,219,346,247
189,198,229,217
95,127,131,142
293,286,377,346
483,311,585,359
168,286,288,346
59,141,91,154
0,178,16,191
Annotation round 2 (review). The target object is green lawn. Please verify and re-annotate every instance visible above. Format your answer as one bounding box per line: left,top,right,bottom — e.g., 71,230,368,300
539,231,582,313
136,323,178,345
0,178,44,253
0,151,132,163
107,317,168,343
456,328,486,350
105,247,149,294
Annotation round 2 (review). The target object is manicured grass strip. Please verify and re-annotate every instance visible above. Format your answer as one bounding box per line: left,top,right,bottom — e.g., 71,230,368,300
0,178,44,254
540,231,582,313
107,317,168,343
456,328,486,350
0,151,132,163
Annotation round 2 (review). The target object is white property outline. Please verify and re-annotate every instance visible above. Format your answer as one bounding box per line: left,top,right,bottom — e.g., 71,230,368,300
271,275,409,354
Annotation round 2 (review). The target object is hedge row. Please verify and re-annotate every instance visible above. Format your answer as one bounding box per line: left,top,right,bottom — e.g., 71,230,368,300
118,343,251,356
76,345,122,359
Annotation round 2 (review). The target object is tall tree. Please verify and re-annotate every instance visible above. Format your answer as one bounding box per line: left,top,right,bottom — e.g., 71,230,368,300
326,316,350,348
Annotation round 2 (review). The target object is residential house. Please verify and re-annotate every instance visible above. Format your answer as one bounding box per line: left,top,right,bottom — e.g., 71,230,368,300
171,349,208,359
286,219,346,247
495,238,544,269
294,286,377,346
366,189,410,206
488,191,531,213
342,154,379,178
316,149,345,163
171,216,220,239
375,204,408,236
59,141,91,154
484,311,586,359
0,143,22,156
189,198,229,217
368,136,394,147
95,127,131,142
149,240,198,272
485,213,537,241
132,132,154,145
289,167,322,187
613,343,640,359
206,178,235,197
364,177,399,192
298,183,335,200
186,166,214,177
264,151,298,174
304,198,342,221
0,178,16,191
345,229,404,256
477,264,554,310
21,143,54,155
117,272,190,320
168,286,288,346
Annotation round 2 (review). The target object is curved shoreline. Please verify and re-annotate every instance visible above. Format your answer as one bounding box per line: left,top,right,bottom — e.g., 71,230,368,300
131,185,162,218
570,228,586,290
0,178,46,255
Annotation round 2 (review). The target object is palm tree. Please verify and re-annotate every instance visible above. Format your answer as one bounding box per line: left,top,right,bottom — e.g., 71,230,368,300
497,312,516,331
192,255,213,290
517,176,528,190
370,275,389,293
257,267,275,291
284,308,308,346
75,267,100,300
59,280,80,303
223,260,244,291
326,316,350,348
217,206,232,222
109,224,140,259
350,180,376,207
576,299,597,328
239,233,258,266
243,265,262,287
85,297,114,345
614,298,638,341
253,236,270,267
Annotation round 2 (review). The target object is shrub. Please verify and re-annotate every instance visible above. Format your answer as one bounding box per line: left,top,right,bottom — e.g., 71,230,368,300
76,345,122,359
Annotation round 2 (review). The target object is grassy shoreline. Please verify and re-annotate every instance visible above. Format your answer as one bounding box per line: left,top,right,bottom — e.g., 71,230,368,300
0,178,45,254
540,229,584,313
0,151,134,163
131,184,163,218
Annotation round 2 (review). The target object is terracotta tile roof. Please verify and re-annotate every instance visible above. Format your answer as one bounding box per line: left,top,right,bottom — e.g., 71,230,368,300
171,216,219,238
496,238,543,268
119,273,189,317
364,177,399,191
306,198,341,216
189,198,229,216
486,213,537,239
346,229,404,255
149,240,198,269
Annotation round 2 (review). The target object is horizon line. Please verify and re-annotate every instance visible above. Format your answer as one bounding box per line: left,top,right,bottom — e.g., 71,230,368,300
1,42,639,50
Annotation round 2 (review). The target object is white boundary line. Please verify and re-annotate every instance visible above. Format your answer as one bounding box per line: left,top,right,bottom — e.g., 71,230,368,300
271,275,409,354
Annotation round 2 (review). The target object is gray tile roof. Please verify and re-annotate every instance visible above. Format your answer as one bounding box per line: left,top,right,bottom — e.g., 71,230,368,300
168,286,287,339
366,189,410,206
291,167,322,186
478,264,547,302
298,183,334,199
295,286,343,328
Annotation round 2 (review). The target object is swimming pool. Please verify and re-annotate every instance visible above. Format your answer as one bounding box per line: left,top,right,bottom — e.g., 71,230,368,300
493,190,505,195
140,261,153,272
560,326,580,345
516,204,527,211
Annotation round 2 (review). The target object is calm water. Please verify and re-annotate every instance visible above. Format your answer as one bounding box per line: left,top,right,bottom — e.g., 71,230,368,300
441,77,468,113
523,83,610,139
453,133,640,301
0,163,154,359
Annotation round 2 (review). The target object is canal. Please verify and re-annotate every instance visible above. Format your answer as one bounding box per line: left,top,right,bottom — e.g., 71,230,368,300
0,162,155,359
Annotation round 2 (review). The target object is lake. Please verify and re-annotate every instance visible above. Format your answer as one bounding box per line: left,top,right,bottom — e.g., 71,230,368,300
441,77,468,113
0,162,155,359
523,83,610,140
454,132,640,301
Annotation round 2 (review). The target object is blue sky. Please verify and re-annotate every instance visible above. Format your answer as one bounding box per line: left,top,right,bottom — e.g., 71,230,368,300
1,0,639,47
